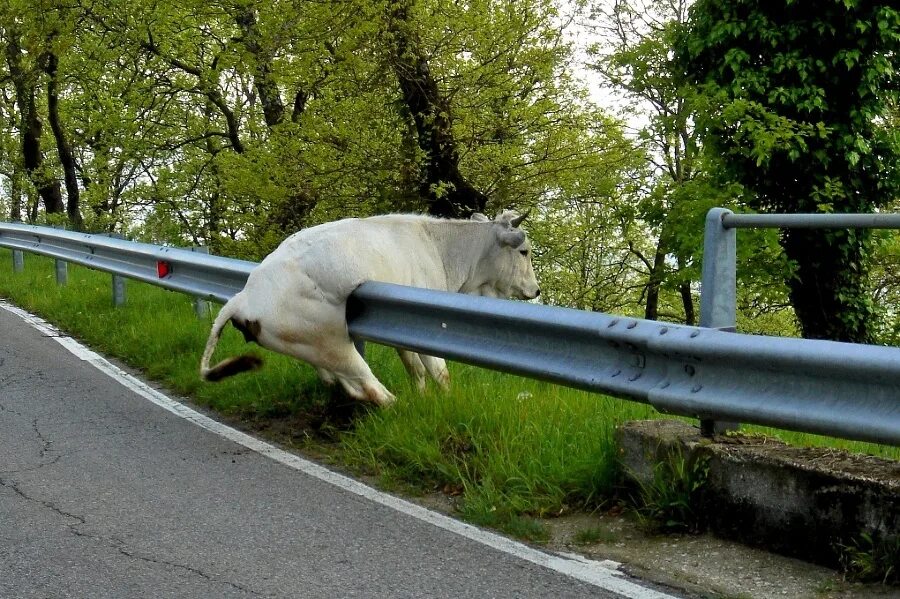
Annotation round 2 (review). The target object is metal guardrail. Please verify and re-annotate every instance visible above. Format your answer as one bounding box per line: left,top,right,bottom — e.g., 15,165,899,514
700,208,900,334
0,222,253,302
2,217,899,446
349,283,900,445
698,207,900,436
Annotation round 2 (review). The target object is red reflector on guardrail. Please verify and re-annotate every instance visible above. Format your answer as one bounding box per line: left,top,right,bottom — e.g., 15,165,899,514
157,261,171,278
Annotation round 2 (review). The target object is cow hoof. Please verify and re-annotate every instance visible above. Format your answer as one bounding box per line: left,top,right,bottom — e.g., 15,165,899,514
373,393,396,408
363,382,396,407
437,369,451,390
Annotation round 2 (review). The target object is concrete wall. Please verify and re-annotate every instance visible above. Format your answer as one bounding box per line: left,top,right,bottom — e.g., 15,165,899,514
617,420,900,568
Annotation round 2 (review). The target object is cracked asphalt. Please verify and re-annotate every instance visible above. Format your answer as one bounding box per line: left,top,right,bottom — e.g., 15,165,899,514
0,306,669,599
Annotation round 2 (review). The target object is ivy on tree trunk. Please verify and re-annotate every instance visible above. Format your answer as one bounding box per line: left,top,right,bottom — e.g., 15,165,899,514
676,0,900,342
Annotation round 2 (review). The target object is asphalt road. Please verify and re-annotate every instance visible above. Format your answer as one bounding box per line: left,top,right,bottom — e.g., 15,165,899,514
0,302,681,599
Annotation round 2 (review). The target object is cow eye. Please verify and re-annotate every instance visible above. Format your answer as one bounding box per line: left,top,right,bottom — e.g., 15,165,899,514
519,249,529,256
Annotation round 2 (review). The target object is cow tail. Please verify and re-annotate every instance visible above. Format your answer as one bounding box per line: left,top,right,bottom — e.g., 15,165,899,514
200,293,263,382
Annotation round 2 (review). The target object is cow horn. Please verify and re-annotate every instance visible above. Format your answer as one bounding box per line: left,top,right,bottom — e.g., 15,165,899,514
510,209,531,228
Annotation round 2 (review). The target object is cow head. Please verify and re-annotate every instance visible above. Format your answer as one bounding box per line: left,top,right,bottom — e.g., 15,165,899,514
470,210,541,300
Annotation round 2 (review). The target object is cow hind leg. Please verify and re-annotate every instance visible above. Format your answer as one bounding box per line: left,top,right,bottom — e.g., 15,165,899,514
331,349,395,407
258,300,394,407
398,350,428,392
307,338,394,407
269,338,394,407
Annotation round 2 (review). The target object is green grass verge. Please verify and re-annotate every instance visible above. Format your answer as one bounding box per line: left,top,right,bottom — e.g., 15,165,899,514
1,249,897,541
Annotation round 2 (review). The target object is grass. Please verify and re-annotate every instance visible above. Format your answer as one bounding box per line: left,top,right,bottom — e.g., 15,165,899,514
836,533,900,584
632,449,711,534
1,249,898,542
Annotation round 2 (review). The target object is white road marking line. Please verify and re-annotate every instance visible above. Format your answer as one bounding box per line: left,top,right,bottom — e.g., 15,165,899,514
1,299,678,599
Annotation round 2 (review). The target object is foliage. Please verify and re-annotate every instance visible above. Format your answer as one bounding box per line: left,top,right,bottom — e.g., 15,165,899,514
675,0,900,342
588,0,709,323
630,448,710,534
868,201,900,345
836,532,900,585
0,0,897,348
0,0,678,322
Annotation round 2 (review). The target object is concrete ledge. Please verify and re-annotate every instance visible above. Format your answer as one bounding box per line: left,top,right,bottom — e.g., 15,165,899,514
617,419,900,567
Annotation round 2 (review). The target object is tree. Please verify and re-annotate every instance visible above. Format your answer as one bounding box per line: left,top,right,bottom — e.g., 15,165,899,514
43,25,83,229
1,18,65,216
0,0,646,315
676,0,900,342
590,0,706,324
383,0,489,217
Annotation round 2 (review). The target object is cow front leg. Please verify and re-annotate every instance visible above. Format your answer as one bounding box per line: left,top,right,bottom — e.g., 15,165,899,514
316,367,337,385
398,350,428,392
420,355,450,390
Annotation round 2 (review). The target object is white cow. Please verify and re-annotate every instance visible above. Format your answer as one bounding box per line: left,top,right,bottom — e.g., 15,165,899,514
199,210,540,406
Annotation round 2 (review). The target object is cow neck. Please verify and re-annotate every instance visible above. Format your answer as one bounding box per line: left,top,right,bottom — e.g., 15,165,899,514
422,219,492,293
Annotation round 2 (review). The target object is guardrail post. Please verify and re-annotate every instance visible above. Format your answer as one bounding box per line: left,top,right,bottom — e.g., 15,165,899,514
191,247,212,318
12,249,24,272
699,207,738,436
52,225,67,286
55,257,68,286
112,273,126,306
104,232,127,306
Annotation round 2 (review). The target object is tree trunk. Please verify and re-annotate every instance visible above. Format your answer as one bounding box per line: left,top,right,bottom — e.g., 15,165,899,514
680,282,695,325
678,255,695,325
235,8,286,129
643,242,667,321
782,228,872,343
387,2,487,218
9,169,22,222
44,50,83,230
203,103,224,245
5,31,65,215
27,186,39,222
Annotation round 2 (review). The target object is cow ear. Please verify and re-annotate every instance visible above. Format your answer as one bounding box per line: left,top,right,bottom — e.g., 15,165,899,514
470,212,489,222
497,227,526,248
494,210,514,224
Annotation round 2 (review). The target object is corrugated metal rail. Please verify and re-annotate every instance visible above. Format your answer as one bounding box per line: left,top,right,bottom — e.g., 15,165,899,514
2,219,898,446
